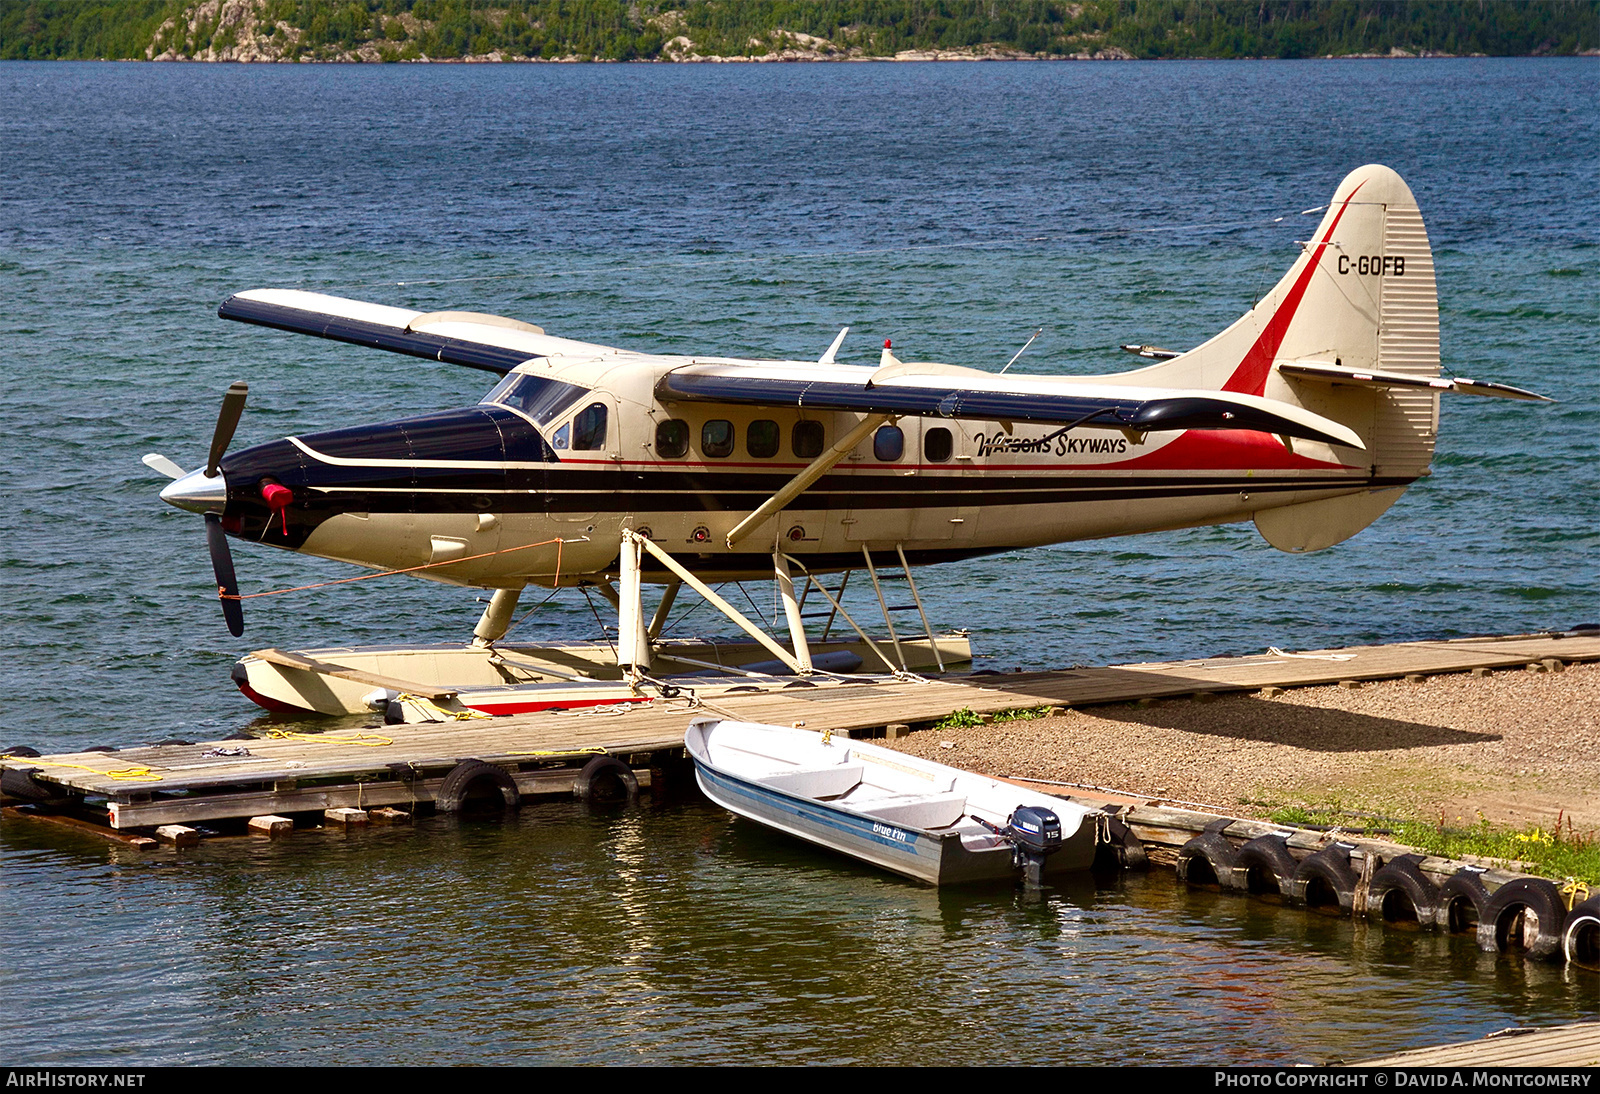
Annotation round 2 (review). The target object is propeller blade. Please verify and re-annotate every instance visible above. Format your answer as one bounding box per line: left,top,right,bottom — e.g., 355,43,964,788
206,381,249,478
205,512,244,637
141,453,188,480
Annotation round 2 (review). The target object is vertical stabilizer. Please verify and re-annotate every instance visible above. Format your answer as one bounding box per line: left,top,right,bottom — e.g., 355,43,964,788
1100,165,1442,551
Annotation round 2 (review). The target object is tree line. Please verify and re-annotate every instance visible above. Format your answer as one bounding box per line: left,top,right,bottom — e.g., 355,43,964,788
2,1,1595,62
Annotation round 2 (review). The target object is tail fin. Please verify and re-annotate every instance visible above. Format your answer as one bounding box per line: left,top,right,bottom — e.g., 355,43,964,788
1109,165,1442,551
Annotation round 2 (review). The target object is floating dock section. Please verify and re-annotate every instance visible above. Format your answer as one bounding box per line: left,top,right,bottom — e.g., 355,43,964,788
4,631,1595,835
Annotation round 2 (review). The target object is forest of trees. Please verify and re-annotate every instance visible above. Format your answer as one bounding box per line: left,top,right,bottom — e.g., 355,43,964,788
2,0,1596,62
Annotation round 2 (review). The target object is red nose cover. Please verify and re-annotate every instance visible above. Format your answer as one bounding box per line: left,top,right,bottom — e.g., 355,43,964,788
261,482,293,536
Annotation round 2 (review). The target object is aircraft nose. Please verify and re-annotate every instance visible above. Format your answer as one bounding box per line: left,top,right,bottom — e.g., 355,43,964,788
159,468,228,514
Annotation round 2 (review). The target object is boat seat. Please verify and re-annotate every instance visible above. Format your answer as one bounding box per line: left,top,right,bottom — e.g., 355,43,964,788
757,763,864,799
857,793,968,831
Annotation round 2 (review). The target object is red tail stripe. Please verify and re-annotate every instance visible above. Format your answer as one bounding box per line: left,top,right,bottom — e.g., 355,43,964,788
1223,177,1370,396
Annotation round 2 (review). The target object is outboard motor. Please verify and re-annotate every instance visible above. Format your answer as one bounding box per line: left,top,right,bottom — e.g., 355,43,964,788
1005,805,1063,886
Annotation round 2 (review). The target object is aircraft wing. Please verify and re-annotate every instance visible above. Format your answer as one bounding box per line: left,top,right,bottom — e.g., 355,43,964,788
657,362,1366,450
218,289,623,375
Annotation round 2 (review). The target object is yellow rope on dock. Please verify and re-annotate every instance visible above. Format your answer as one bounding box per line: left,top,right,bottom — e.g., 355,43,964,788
0,756,162,782
262,729,396,747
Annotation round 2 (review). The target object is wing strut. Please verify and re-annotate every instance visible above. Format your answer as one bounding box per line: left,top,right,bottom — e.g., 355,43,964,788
724,414,889,547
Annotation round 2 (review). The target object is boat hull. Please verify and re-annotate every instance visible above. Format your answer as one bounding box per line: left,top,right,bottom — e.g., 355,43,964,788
687,720,1098,886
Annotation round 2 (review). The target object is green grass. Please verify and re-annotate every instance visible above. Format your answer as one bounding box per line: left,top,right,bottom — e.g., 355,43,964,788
931,704,1055,730
931,707,984,730
994,705,1056,722
1266,804,1600,884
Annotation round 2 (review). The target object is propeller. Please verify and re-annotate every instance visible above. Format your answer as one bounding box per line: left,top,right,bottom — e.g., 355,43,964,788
206,512,244,637
144,381,250,636
208,380,248,477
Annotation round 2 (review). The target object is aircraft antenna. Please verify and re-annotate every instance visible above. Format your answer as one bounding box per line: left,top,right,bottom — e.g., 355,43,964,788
999,328,1043,374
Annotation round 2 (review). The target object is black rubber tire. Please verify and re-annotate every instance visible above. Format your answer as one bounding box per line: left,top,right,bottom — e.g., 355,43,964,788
1290,843,1359,914
572,755,638,804
1093,814,1148,873
1,746,41,758
1175,831,1237,890
1436,867,1491,934
1367,854,1441,929
1561,894,1600,972
83,745,119,753
1233,834,1299,900
1477,877,1568,961
435,759,521,814
1,766,66,803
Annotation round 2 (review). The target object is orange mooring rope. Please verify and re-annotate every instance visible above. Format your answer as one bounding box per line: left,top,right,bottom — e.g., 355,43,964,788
224,536,566,601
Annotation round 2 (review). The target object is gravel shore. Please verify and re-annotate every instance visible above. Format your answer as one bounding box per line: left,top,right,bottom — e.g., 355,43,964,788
882,662,1600,833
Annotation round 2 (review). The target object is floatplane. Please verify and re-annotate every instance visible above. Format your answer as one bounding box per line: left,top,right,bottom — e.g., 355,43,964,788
145,165,1546,722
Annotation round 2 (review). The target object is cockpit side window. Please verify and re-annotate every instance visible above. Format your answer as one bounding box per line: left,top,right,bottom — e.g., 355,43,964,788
571,403,607,451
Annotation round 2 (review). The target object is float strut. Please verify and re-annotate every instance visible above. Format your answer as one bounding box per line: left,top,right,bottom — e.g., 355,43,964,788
617,532,651,676
774,551,812,674
471,585,525,647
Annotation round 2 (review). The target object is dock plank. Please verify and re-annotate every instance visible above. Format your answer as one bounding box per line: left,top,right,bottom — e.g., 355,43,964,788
1350,1021,1600,1068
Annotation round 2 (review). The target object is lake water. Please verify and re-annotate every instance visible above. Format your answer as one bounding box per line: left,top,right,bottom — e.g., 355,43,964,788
0,58,1595,1065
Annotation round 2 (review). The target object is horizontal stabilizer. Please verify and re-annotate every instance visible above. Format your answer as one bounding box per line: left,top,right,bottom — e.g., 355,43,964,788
658,363,1364,450
218,289,621,375
1278,361,1552,402
1120,343,1183,360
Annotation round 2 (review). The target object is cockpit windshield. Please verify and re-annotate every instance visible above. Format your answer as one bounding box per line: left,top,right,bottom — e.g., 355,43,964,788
481,373,589,428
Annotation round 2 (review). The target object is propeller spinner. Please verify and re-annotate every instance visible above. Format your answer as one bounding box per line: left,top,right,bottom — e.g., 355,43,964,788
144,381,249,637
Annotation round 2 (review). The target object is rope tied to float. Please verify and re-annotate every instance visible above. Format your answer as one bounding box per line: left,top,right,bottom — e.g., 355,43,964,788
262,729,397,746
388,695,492,722
221,537,568,602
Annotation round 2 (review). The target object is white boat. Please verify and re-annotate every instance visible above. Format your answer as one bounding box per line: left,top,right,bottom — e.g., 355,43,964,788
685,718,1101,886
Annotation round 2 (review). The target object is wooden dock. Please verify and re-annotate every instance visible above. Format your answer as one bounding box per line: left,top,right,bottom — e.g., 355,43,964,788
3,630,1597,834
1347,1020,1600,1068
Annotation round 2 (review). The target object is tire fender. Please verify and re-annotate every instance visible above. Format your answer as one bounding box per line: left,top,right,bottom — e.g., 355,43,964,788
1290,842,1359,914
572,755,638,804
1232,834,1299,899
1094,813,1148,873
1175,831,1238,889
1,765,67,803
1436,867,1491,934
1477,877,1568,961
1366,854,1441,928
1561,893,1600,972
435,759,521,813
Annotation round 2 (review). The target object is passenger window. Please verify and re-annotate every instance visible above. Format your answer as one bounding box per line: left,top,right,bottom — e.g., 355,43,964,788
792,420,824,459
748,419,780,458
873,424,904,462
552,422,569,449
702,419,735,458
924,426,953,463
656,419,689,459
571,403,607,451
